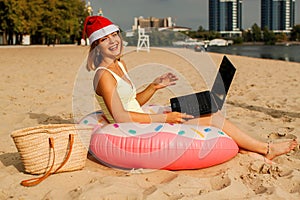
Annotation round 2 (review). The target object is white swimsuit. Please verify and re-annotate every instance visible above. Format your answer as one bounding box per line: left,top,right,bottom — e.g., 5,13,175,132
95,61,144,123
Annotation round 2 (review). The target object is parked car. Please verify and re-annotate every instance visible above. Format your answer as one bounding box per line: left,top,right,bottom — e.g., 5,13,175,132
194,45,206,52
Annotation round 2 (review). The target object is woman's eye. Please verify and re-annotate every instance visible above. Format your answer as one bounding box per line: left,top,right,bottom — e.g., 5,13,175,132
100,37,108,42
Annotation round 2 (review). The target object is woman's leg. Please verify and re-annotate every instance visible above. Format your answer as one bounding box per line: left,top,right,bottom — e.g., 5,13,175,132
185,111,298,160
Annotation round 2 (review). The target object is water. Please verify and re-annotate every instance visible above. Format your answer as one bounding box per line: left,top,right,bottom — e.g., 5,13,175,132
206,45,300,63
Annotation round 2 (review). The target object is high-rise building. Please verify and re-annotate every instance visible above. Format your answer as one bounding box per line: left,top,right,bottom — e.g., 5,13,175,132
209,0,243,35
261,0,295,32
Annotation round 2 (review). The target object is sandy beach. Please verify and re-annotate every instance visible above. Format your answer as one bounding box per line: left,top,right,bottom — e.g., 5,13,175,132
0,45,300,199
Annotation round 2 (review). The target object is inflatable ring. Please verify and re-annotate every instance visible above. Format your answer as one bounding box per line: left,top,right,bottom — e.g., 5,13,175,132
79,110,238,170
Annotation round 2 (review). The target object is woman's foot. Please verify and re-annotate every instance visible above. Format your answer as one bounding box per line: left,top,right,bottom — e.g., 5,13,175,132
239,150,274,164
265,139,298,160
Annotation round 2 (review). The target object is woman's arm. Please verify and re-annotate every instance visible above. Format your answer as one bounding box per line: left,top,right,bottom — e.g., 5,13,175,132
136,72,178,106
95,70,192,123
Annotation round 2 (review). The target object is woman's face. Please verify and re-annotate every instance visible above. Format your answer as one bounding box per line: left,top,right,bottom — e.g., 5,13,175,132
97,31,122,60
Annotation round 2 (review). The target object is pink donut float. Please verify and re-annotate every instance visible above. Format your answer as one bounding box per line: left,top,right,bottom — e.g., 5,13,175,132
80,111,239,170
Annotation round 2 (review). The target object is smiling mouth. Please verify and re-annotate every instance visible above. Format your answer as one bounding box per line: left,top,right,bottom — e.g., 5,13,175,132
109,44,119,51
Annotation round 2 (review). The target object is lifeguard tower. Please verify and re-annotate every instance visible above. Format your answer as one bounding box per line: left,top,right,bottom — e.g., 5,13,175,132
136,26,150,52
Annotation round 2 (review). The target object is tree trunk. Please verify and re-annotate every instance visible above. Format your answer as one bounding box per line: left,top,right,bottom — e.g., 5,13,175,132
2,31,8,45
8,31,13,45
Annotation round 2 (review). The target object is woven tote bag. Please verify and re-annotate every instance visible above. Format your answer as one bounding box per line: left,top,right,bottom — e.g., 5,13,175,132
11,124,93,186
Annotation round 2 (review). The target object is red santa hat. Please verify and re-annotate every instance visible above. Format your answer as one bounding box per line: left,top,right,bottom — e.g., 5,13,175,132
83,16,119,45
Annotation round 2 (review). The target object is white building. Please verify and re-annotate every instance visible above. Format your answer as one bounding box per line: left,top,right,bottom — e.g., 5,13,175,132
132,16,173,31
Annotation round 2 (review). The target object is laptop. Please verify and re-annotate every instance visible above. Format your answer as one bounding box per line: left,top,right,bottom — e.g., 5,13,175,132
170,55,236,117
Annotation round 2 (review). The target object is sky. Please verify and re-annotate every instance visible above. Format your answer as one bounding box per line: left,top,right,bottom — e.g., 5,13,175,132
89,0,300,31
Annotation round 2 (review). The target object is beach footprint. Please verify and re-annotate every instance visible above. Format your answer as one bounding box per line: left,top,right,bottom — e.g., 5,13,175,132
210,173,231,191
249,160,293,177
68,186,83,199
239,159,299,195
267,126,297,140
240,173,271,195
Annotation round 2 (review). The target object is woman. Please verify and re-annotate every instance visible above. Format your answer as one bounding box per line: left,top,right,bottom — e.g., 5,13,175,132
84,16,297,161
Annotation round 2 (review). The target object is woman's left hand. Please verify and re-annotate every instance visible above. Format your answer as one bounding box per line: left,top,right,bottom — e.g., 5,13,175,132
152,72,178,90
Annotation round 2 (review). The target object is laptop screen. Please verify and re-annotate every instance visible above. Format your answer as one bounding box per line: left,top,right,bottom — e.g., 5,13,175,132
211,56,236,109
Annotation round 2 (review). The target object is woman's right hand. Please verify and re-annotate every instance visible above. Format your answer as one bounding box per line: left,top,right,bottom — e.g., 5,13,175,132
165,112,194,123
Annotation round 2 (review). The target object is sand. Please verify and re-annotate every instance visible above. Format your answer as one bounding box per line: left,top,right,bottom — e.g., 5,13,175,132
0,45,299,199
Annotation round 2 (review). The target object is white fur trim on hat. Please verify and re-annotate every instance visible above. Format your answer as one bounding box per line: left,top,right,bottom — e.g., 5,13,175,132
89,24,119,44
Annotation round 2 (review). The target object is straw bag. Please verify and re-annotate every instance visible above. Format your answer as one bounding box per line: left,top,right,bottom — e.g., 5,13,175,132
11,124,93,187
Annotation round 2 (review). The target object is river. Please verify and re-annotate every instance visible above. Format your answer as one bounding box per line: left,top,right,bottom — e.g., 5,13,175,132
206,44,300,63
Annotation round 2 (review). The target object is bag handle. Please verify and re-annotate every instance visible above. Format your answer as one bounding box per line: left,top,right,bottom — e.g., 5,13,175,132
21,134,74,187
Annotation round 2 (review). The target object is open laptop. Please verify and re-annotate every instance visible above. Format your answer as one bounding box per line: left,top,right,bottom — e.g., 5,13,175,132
170,55,236,117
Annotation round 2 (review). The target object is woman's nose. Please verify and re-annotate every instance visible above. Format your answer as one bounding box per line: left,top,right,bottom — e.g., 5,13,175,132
107,35,115,43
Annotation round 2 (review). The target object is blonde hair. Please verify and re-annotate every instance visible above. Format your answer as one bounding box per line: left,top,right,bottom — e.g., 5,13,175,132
86,31,123,71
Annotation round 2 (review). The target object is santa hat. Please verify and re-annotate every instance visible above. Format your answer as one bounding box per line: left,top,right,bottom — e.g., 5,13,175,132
83,16,119,45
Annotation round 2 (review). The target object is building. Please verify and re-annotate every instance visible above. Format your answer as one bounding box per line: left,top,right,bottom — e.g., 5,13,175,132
85,1,93,16
261,0,295,32
132,16,173,31
209,0,243,36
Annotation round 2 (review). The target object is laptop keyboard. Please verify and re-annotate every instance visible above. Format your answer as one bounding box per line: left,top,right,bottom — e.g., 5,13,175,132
171,91,215,117
196,92,212,114
203,94,212,107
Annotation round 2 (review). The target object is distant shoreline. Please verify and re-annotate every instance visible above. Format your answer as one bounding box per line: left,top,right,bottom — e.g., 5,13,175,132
241,41,300,46
206,44,300,63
